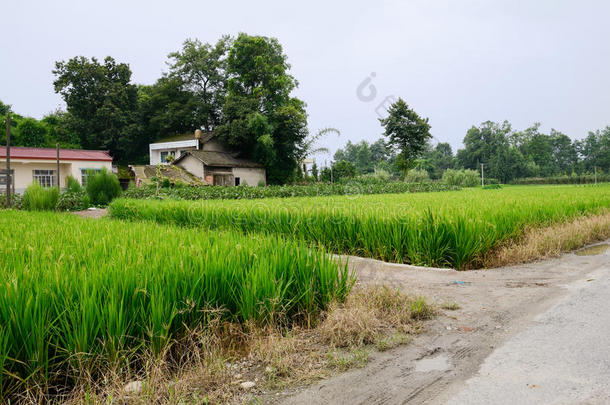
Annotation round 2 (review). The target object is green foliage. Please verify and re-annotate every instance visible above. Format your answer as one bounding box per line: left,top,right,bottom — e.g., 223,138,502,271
379,98,432,181
55,191,89,211
511,174,610,185
217,33,308,184
123,179,457,200
442,169,480,187
53,56,138,163
110,185,610,270
404,169,430,183
334,139,395,175
332,160,357,180
14,117,47,147
167,37,231,132
66,175,82,193
85,168,122,205
22,183,59,211
0,211,351,399
0,193,23,210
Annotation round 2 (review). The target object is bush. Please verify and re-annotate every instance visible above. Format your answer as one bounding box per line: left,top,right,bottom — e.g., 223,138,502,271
442,169,480,187
405,169,430,183
56,191,90,211
22,182,59,211
0,193,23,210
86,168,122,205
66,175,82,193
332,160,357,180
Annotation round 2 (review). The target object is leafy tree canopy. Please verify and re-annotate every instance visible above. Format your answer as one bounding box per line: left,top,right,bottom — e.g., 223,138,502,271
379,98,432,181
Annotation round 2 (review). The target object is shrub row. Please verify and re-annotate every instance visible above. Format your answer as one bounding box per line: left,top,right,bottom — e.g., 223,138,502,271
123,180,460,201
511,174,610,185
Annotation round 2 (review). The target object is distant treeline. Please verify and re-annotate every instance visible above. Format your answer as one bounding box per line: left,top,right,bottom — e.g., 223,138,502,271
331,121,610,183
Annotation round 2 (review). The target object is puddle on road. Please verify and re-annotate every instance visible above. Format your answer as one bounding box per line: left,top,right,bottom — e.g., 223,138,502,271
415,354,451,372
574,243,610,256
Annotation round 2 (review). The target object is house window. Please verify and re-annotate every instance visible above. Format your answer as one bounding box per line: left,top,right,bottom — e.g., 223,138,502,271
33,170,55,188
235,177,240,186
0,170,13,186
160,151,175,163
81,168,102,186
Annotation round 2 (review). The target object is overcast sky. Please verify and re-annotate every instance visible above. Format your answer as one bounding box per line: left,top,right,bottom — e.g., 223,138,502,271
3,0,610,158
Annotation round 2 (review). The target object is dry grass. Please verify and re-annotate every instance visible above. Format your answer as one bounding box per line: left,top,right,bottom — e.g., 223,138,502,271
52,286,432,405
318,287,434,348
485,211,610,268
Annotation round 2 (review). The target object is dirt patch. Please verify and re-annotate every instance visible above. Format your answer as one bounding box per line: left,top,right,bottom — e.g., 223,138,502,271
272,239,610,405
71,208,108,219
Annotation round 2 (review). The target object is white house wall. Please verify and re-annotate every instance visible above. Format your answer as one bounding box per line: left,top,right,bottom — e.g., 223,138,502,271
0,158,112,193
232,168,266,186
175,155,204,179
149,140,199,165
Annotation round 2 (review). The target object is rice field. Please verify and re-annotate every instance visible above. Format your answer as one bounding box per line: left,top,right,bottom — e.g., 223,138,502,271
0,211,351,399
110,184,610,268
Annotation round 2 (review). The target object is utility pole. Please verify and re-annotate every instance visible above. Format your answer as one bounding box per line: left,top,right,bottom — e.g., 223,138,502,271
594,166,597,185
5,112,10,207
56,143,60,188
481,163,484,187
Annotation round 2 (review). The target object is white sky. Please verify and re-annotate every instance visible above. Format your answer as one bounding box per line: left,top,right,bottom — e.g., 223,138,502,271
3,0,610,159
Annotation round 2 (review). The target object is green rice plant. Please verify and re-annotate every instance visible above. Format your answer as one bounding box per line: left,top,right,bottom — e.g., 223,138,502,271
110,184,610,269
0,211,351,400
86,168,122,205
22,182,59,211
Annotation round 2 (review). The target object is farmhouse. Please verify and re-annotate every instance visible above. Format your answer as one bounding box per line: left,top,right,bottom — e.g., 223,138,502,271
0,146,113,193
148,130,266,187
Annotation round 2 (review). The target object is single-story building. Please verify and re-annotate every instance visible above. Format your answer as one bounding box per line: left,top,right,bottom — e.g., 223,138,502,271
0,146,113,193
174,150,265,186
148,130,266,186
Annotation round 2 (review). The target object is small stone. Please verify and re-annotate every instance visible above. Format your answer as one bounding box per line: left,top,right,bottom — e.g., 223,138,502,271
234,373,242,379
265,366,273,373
124,380,143,394
240,381,256,389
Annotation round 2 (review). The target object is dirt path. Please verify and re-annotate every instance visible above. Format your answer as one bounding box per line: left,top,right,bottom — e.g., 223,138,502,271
272,241,610,404
71,208,108,219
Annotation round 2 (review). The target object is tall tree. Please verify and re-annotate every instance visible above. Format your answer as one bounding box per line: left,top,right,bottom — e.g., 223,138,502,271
379,98,431,181
15,118,47,147
217,33,308,184
53,56,138,163
166,37,231,132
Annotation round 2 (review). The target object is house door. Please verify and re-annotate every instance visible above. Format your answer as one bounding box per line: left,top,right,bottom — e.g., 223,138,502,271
213,174,234,186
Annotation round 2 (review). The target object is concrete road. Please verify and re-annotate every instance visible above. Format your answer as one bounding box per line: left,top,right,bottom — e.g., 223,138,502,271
447,252,610,405
275,242,610,405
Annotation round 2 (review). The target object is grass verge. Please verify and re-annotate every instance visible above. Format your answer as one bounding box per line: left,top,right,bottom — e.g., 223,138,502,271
484,211,610,268
60,286,434,405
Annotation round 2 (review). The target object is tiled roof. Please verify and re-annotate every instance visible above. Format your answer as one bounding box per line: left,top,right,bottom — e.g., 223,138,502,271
130,165,206,186
176,150,263,168
0,147,113,161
